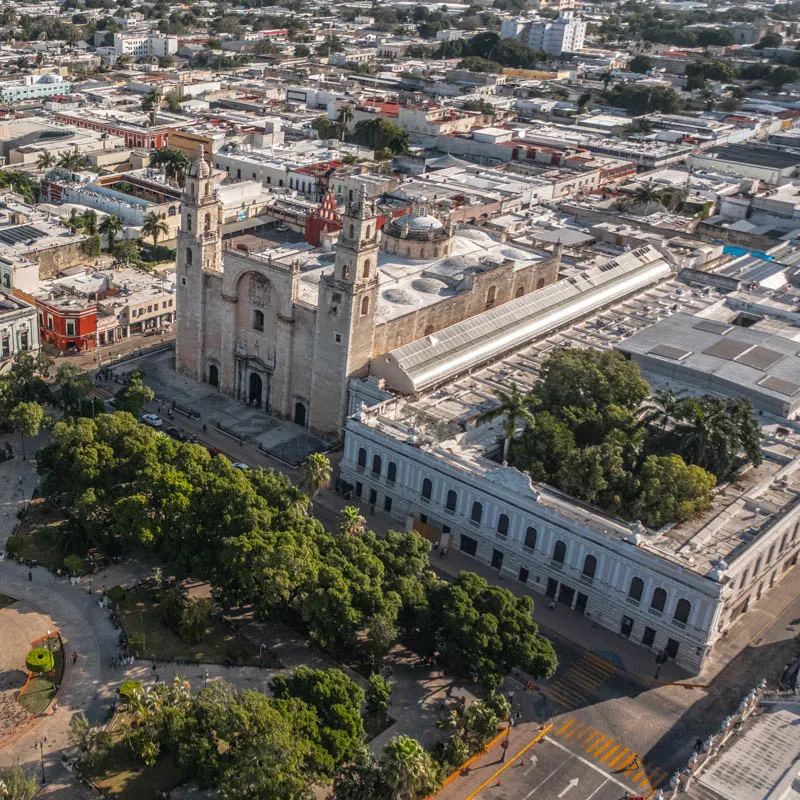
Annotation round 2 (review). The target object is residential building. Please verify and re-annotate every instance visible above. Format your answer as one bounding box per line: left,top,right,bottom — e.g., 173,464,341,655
501,12,586,56
0,74,70,104
0,292,38,364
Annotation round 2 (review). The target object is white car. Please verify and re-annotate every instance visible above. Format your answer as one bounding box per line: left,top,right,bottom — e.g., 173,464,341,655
232,462,250,470
140,413,163,428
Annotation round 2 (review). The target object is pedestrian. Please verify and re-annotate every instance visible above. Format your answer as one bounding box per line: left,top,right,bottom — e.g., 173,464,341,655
110,659,115,670
203,423,207,433
52,702,58,713
631,755,640,769
548,601,556,610
72,652,78,665
28,570,32,582
442,547,448,558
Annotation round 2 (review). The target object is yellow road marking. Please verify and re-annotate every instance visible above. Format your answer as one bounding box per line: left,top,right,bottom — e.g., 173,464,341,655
577,728,598,743
632,769,645,783
594,740,615,758
556,719,574,735
586,736,608,754
608,748,629,768
563,723,582,740
601,745,620,763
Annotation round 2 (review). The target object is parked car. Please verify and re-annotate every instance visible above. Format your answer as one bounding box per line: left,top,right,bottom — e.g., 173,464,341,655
232,462,250,470
165,425,196,444
274,223,288,232
140,413,163,428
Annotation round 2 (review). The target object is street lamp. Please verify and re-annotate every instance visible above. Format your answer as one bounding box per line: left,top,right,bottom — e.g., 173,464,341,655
39,738,46,785
204,669,209,689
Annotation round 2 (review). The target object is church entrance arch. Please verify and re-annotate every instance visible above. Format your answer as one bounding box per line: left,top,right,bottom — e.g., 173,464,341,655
294,401,307,428
249,372,263,406
208,364,219,388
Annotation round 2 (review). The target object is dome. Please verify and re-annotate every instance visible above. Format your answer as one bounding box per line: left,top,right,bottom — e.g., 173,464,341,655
411,277,448,295
383,288,416,305
188,144,210,179
404,214,443,231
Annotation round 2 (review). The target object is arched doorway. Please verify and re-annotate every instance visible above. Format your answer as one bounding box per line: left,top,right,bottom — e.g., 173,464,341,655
208,364,219,388
294,401,307,428
249,372,263,406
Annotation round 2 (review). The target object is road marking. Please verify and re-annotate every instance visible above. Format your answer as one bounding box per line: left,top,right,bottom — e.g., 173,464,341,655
577,727,597,744
523,754,539,776
607,748,629,768
584,731,602,747
556,719,574,735
557,778,579,797
600,745,620,763
632,769,645,783
586,736,608,754
594,740,615,758
563,722,582,740
585,780,609,800
540,654,617,711
545,736,631,791
524,752,575,799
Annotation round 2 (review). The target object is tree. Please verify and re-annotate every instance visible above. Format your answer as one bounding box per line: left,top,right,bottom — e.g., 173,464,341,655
349,119,408,155
294,44,311,57
336,104,354,140
380,736,440,800
57,148,88,173
0,765,38,800
140,88,158,112
64,208,83,235
113,372,154,417
603,83,684,114
366,673,391,721
81,209,98,235
512,411,575,480
36,151,55,171
179,598,211,644
63,553,84,576
312,116,341,140
112,240,141,266
479,383,535,463
331,747,392,800
628,54,652,74
26,647,54,674
69,712,112,768
340,505,366,536
458,56,503,73
754,32,782,49
9,401,44,461
633,180,663,207
303,452,331,500
365,612,397,663
769,65,800,90
640,387,685,436
52,363,92,417
99,213,123,249
163,91,182,112
141,212,168,246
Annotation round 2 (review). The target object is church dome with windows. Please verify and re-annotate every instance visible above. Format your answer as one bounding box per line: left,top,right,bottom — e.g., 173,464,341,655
381,206,455,261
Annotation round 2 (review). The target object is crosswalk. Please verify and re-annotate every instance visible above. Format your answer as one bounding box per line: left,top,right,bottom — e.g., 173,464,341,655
541,653,617,710
552,718,669,797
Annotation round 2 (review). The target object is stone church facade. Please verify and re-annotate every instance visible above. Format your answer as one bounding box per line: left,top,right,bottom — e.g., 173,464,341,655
176,149,560,438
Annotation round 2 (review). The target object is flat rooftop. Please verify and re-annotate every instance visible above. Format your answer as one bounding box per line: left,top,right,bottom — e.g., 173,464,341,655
701,144,800,171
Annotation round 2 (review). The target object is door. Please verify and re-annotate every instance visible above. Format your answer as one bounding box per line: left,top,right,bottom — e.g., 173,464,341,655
294,401,307,427
368,488,377,507
620,616,633,638
491,549,504,570
208,364,219,388
460,534,477,557
248,372,262,405
665,638,680,660
642,626,656,648
546,578,558,599
558,584,574,607
575,592,588,614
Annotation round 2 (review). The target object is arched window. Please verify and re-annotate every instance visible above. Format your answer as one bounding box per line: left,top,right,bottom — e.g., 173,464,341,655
582,555,597,579
357,447,367,469
205,184,211,197
387,462,397,483
673,598,691,625
186,214,192,232
536,278,545,289
524,527,537,550
497,513,509,536
424,324,434,336
372,455,382,476
252,309,264,331
446,489,457,512
363,259,371,279
360,296,369,316
204,213,211,233
515,286,525,298
471,501,483,523
780,533,788,554
366,225,372,238
421,478,432,500
553,540,566,564
349,224,354,238
650,587,667,613
485,285,497,309
185,247,193,266
628,577,644,602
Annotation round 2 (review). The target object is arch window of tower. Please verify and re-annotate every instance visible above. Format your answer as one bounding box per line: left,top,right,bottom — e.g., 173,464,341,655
363,259,371,279
186,214,192,232
185,248,193,266
361,296,369,316
204,213,211,233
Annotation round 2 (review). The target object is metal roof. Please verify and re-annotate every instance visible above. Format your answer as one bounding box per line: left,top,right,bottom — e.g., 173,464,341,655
0,225,46,246
371,245,674,395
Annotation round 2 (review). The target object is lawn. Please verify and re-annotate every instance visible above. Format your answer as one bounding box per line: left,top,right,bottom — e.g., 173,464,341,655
14,498,72,572
84,731,187,800
17,643,64,715
117,587,262,666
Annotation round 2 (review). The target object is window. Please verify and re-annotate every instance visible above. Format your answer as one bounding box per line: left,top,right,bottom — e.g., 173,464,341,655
387,462,397,483
628,577,644,603
673,598,691,626
524,527,537,551
445,489,457,513
1,336,9,357
536,278,545,289
384,496,392,512
372,455,382,476
147,305,152,313
66,321,75,336
552,540,566,565
780,533,788,554
204,213,211,233
366,225,372,238
424,325,435,336
515,286,525,298
421,478,432,501
334,333,342,344
357,447,367,469
767,545,776,565
485,285,497,309
252,309,264,331
47,315,53,331
185,247,193,266
582,555,597,580
650,587,667,613
355,482,362,498
470,501,483,524
349,224,354,238
754,555,763,575
518,567,529,584
460,534,477,557
360,296,369,316
363,259,371,279
497,513,509,536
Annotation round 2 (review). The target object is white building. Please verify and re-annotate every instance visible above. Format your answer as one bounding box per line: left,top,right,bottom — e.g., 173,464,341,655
113,33,178,58
0,74,71,104
0,292,39,363
501,12,586,56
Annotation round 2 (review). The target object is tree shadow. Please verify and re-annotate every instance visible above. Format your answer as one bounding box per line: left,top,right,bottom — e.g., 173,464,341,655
0,668,28,690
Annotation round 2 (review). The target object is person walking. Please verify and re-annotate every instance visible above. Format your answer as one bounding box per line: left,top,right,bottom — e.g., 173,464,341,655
28,570,32,582
72,652,78,665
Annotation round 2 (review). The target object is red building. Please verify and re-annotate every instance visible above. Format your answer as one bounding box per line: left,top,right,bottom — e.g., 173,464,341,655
33,295,97,353
53,112,170,150
304,193,342,246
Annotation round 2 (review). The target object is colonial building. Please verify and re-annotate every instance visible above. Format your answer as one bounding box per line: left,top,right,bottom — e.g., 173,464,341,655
175,149,561,437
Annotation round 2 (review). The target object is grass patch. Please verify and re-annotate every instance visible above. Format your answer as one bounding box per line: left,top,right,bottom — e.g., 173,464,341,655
17,643,64,715
84,731,187,800
14,498,74,572
16,529,68,572
118,587,261,665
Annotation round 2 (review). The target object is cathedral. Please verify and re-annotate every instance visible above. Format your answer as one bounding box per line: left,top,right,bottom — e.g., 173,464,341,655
176,148,561,438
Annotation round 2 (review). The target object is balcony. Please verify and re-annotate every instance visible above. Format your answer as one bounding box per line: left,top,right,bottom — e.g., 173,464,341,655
671,618,686,630
579,574,594,586
550,560,563,571
626,597,640,607
648,607,663,618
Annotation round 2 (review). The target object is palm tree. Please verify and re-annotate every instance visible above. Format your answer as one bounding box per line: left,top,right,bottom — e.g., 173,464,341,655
57,148,88,173
303,452,331,500
64,208,82,234
0,765,38,800
381,735,439,800
36,151,55,171
640,388,686,435
659,185,687,213
171,150,192,183
601,70,614,90
478,383,536,464
632,180,662,207
69,712,112,768
99,213,123,250
81,209,98,235
141,212,168,246
340,505,366,536
336,104,354,140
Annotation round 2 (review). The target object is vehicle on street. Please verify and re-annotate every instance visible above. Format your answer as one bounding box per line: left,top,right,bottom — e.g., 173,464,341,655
165,425,197,443
232,462,250,470
140,413,163,428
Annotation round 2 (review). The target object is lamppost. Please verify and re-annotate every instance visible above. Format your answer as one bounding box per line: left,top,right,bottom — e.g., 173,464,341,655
39,738,46,784
204,669,209,689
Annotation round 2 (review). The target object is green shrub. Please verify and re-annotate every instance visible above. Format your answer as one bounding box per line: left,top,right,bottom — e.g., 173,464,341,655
139,244,175,263
5,535,22,556
63,554,84,576
26,648,54,674
107,585,128,604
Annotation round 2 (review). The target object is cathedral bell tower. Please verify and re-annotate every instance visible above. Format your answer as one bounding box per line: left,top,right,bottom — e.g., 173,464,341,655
175,144,221,382
309,186,380,435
